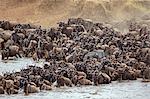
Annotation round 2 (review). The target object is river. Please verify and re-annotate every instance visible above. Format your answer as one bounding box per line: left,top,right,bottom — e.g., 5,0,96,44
0,57,150,99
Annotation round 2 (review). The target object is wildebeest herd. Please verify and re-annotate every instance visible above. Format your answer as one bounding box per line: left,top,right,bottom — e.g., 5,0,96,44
0,18,150,95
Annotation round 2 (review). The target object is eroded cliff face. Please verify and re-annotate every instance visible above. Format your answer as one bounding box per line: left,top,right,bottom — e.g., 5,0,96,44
0,0,149,29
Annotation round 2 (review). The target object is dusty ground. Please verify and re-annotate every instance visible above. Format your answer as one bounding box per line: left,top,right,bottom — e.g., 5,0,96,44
0,0,150,30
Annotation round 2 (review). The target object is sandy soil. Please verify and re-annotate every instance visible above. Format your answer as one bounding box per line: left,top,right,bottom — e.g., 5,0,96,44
0,0,149,29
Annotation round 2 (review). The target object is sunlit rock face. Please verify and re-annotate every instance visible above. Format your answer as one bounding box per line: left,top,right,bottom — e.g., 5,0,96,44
0,0,149,29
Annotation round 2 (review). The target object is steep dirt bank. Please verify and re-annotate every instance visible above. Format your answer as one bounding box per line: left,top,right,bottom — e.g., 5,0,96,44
0,0,149,30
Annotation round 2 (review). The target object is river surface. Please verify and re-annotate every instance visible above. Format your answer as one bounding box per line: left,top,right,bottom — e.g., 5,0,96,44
0,56,150,99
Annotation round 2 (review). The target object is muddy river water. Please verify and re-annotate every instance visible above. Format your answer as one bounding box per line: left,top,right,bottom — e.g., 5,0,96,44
0,57,150,99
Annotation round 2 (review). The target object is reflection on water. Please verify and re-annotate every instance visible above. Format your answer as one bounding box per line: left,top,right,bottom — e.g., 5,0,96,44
0,56,150,99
